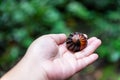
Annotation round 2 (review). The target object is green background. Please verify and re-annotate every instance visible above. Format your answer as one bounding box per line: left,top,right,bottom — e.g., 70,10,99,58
0,0,120,80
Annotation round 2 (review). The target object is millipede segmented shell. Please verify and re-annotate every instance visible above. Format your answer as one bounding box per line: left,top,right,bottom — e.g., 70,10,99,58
66,32,88,52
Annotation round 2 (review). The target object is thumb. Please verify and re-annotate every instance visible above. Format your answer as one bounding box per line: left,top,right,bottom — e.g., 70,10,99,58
46,34,67,45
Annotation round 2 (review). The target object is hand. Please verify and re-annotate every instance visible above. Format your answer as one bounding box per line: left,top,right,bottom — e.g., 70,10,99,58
1,34,101,80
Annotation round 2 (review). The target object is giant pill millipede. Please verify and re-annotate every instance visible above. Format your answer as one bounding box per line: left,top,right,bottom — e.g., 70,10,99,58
66,32,88,52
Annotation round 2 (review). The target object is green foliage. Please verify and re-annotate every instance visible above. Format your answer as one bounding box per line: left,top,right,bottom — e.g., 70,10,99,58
67,2,91,19
100,65,118,80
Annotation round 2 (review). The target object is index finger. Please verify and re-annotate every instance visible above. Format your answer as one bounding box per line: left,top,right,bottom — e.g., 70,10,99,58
48,34,67,45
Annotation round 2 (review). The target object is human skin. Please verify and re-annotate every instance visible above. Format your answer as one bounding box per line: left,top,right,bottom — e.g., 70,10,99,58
1,34,101,80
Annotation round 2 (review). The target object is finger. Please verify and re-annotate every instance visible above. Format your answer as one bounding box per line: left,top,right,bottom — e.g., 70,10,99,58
48,34,67,45
75,37,100,59
87,37,98,45
81,38,101,55
77,53,98,71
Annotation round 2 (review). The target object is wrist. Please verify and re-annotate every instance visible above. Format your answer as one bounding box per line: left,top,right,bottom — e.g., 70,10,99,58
1,55,48,80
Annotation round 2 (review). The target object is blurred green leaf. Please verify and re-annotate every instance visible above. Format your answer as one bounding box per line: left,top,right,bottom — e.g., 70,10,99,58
100,66,118,80
20,2,36,16
109,51,120,62
67,1,91,19
107,11,120,20
51,21,70,33
12,28,28,42
21,37,33,48
10,46,19,60
42,7,62,24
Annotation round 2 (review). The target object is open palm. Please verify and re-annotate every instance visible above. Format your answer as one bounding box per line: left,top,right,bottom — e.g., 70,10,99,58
26,34,101,80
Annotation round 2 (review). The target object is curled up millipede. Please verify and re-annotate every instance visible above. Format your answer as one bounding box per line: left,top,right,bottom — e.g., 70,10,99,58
66,32,88,52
